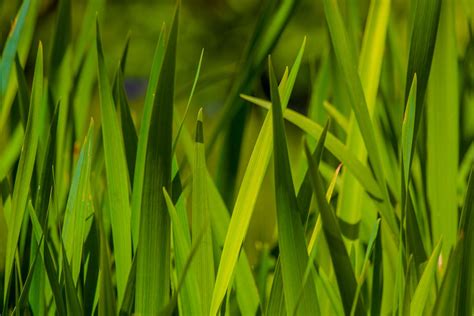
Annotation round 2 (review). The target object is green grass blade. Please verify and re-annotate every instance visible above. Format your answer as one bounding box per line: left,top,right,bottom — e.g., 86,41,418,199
304,141,364,315
131,23,166,248
269,57,319,316
3,43,43,304
62,120,94,283
96,20,131,302
323,0,397,236
210,40,305,315
61,240,83,315
135,3,179,313
0,126,23,182
14,54,30,127
163,189,201,316
192,109,215,314
409,239,442,316
427,0,459,256
457,167,474,315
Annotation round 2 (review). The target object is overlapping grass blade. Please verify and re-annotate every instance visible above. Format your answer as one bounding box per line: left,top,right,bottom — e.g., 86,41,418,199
409,239,442,315
135,3,179,313
0,126,23,182
323,0,397,237
14,54,30,127
3,43,43,304
61,241,83,315
62,120,94,283
210,40,305,315
96,20,131,302
131,23,166,248
304,141,364,315
269,57,319,315
242,95,382,200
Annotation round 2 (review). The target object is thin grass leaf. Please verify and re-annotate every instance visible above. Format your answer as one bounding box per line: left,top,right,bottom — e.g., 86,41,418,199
62,120,94,283
3,43,43,305
323,101,349,132
96,20,132,302
304,141,364,315
409,239,442,316
210,40,306,315
119,256,137,316
131,23,166,248
61,240,83,315
0,126,23,182
135,4,179,313
323,0,397,237
14,54,30,127
269,57,319,316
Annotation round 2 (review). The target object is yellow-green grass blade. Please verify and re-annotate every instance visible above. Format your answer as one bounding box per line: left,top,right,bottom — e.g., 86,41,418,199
3,43,43,305
242,95,382,201
457,167,474,315
323,0,397,237
304,141,364,315
210,40,305,315
131,23,166,248
336,0,390,242
192,109,215,314
135,3,179,313
427,0,459,257
163,189,201,316
323,101,349,132
409,239,442,316
62,121,94,284
269,57,319,315
96,20,131,302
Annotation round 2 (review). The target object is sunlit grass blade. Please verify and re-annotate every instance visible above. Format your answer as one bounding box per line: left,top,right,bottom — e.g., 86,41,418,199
163,189,201,315
269,57,319,315
427,0,459,256
0,126,23,182
135,3,179,313
242,95,382,201
191,108,215,314
210,40,305,315
62,120,94,283
304,141,364,315
131,23,166,248
3,43,43,305
409,239,442,316
96,20,131,302
323,0,397,237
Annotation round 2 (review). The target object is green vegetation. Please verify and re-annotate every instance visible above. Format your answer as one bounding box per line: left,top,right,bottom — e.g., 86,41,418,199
0,0,473,315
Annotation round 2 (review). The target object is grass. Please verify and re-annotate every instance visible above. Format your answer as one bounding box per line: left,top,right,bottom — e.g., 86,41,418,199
0,0,473,315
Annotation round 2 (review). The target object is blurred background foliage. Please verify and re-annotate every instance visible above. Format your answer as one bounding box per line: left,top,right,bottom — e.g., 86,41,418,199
0,0,473,265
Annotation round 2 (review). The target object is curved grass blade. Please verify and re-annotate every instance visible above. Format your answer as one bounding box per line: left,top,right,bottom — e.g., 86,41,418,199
304,141,364,315
96,20,131,302
210,40,306,315
242,95,382,201
135,3,179,313
3,43,43,305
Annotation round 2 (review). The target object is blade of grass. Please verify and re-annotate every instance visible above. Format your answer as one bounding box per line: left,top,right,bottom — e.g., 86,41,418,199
0,125,23,182
3,43,43,305
135,3,179,313
210,39,306,315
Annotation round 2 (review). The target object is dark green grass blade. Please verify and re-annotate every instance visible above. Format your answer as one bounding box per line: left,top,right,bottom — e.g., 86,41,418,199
96,19,132,302
135,4,179,314
131,23,166,248
49,0,71,78
119,255,137,315
304,142,364,315
3,43,43,305
457,167,474,315
61,240,83,315
269,57,319,315
14,54,30,127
